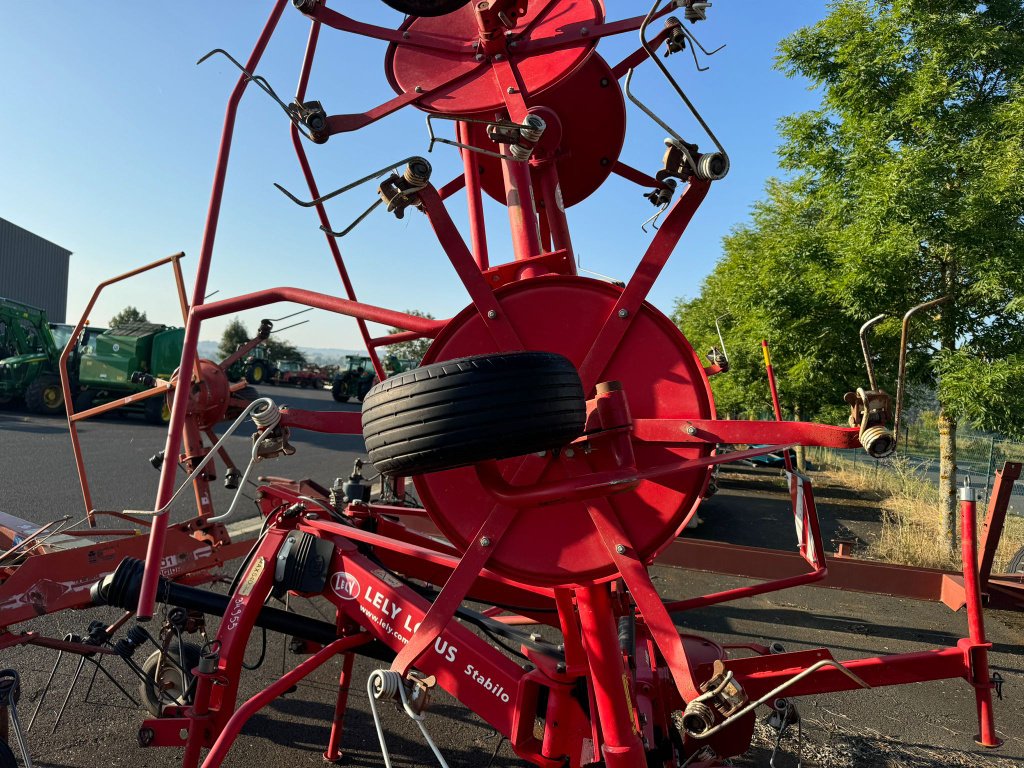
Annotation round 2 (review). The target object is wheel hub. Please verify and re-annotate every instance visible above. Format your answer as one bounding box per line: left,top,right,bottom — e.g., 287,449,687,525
415,277,715,586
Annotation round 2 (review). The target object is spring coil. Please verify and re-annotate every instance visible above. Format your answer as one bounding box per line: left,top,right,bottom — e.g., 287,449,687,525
509,115,547,161
370,669,403,702
251,398,281,430
696,151,730,181
860,424,896,458
403,158,432,188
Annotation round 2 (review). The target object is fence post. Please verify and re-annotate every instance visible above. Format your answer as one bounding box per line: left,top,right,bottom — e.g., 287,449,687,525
985,436,996,499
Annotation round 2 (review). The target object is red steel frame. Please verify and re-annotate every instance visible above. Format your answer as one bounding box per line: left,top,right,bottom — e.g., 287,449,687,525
78,2,1009,766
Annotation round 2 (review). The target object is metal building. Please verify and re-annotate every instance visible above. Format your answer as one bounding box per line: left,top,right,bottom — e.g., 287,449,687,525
0,217,72,322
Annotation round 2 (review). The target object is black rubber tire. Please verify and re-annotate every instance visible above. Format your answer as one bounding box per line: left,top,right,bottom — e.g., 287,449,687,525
331,386,349,403
74,388,97,412
381,0,471,17
362,351,585,476
25,375,64,414
246,361,268,385
357,377,377,402
139,642,201,717
144,394,171,425
1010,545,1024,574
0,738,15,768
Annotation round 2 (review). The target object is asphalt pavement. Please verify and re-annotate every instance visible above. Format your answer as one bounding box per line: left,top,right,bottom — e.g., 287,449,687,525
1,390,1022,767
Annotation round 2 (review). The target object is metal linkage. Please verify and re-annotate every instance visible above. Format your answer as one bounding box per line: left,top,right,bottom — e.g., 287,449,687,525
0,669,33,768
367,670,450,768
426,113,547,162
197,49,329,142
275,157,433,238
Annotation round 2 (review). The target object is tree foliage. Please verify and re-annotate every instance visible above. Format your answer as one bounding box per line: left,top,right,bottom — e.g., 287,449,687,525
217,316,305,364
109,306,148,329
265,337,306,365
218,317,250,360
385,310,435,363
677,0,1024,551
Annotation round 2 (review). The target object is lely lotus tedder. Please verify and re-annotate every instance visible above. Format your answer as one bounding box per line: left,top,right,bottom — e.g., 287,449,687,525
0,2,1014,767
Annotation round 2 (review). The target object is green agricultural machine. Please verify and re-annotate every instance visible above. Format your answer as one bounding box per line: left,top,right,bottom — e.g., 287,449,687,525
0,297,94,414
330,353,416,402
76,321,185,424
330,355,376,402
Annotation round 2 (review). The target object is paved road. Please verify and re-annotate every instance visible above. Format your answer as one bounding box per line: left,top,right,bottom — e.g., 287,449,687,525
0,385,365,530
1,396,1022,767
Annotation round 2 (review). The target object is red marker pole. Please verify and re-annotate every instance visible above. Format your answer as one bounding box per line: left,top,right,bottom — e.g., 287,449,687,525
959,480,1002,748
762,340,794,473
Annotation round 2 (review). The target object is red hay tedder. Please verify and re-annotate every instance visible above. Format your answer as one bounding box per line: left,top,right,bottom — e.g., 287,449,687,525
1,2,1020,767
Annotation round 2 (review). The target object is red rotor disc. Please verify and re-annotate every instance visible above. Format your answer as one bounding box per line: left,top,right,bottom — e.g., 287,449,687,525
468,53,625,208
385,1,603,116
415,277,716,587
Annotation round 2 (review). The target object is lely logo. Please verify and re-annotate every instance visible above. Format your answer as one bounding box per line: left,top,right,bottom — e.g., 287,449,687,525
331,572,360,601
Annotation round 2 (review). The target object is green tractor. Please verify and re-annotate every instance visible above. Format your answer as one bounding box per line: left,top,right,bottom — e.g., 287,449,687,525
226,345,278,386
76,321,185,424
331,355,377,402
331,354,417,402
0,297,87,414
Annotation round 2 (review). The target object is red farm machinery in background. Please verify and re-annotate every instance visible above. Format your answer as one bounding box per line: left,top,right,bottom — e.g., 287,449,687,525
1,2,1017,768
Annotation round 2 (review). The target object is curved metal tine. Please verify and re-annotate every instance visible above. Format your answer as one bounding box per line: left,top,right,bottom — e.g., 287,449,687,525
715,312,731,360
624,69,683,144
276,157,420,208
641,203,669,232
624,68,698,172
197,49,314,141
321,199,384,238
266,309,313,323
859,313,886,391
272,319,310,334
682,26,726,58
639,0,729,159
426,114,518,161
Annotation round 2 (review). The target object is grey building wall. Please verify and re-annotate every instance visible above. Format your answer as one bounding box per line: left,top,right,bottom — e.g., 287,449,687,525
0,217,72,322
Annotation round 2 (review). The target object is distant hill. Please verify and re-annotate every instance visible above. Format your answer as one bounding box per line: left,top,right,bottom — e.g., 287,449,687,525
198,340,364,366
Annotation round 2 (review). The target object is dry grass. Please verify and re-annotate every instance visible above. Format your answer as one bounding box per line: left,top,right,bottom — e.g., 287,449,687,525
812,451,1024,572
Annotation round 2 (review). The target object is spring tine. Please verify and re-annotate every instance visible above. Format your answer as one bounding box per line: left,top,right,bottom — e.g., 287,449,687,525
50,655,87,734
638,0,729,161
641,204,668,233
275,156,420,208
682,26,726,58
27,651,62,732
321,199,383,238
8,702,33,768
197,49,315,141
686,34,710,72
83,657,102,702
89,657,140,706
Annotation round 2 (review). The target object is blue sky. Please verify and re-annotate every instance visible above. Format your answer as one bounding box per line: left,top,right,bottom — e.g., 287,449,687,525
0,2,829,349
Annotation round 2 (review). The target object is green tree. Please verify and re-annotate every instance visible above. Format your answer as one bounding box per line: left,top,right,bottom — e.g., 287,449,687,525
109,306,147,329
740,0,1024,553
265,337,305,365
218,317,250,360
384,310,435,363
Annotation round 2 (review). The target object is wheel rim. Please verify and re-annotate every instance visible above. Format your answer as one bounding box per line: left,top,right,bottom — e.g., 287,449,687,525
161,402,171,423
43,386,62,408
252,367,263,382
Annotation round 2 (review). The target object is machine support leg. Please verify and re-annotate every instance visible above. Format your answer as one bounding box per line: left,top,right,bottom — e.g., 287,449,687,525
959,482,1002,748
323,652,355,763
575,585,646,768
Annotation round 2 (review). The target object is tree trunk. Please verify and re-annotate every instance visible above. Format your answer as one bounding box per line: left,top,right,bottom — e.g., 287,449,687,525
793,403,807,472
937,406,958,556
